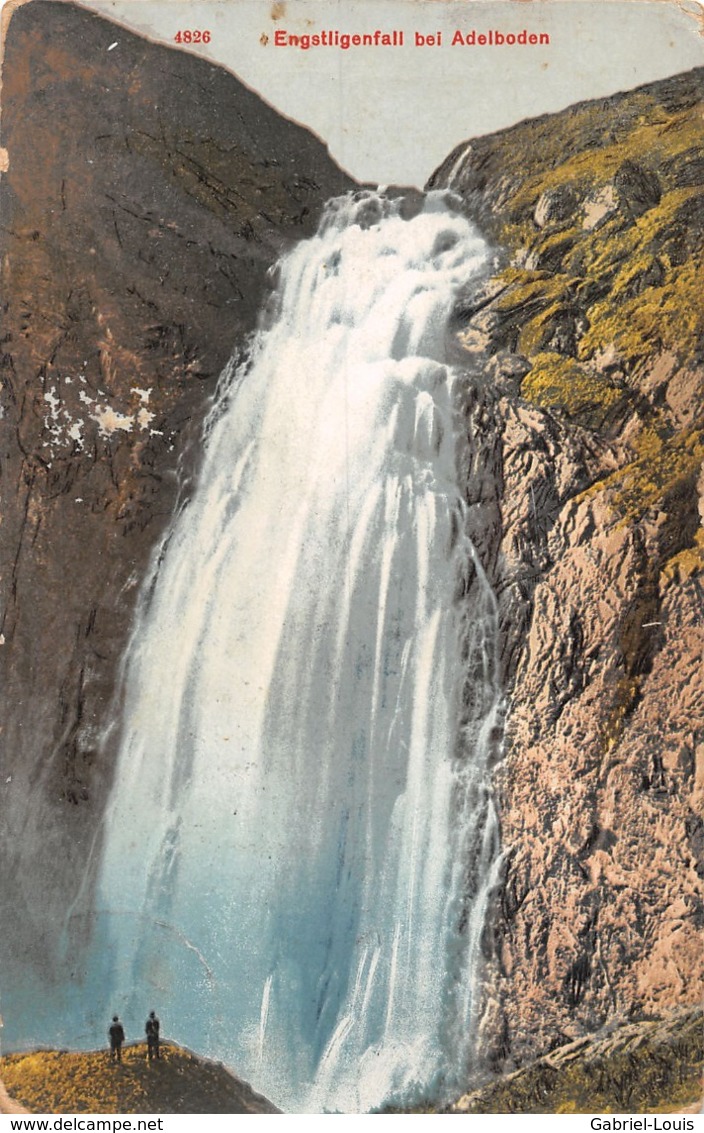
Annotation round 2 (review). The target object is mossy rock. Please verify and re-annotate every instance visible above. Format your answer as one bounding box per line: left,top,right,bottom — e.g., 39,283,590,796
526,230,580,273
521,352,630,431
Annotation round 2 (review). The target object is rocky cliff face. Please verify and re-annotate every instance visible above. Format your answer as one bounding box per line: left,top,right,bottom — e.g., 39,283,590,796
429,68,704,1069
0,0,352,996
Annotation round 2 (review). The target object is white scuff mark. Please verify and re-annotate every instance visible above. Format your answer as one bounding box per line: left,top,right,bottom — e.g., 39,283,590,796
5,776,10,783
75,498,84,504
44,386,92,451
65,376,72,385
91,405,134,436
44,387,60,415
0,634,5,645
107,41,118,51
43,386,67,451
68,421,84,449
46,382,144,448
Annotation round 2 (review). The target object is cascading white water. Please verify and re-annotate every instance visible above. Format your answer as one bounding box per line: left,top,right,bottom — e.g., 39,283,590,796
94,189,503,1113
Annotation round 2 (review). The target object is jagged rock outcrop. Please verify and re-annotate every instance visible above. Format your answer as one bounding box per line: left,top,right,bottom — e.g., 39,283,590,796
0,0,353,1008
431,67,704,1070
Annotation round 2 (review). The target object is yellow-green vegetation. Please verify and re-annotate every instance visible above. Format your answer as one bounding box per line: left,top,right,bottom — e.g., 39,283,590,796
573,419,704,596
448,1008,703,1115
521,353,628,430
496,98,702,244
517,301,568,356
600,674,642,751
578,208,703,367
597,424,704,526
496,268,576,309
661,527,704,585
450,71,704,582
500,182,703,398
0,1043,277,1114
458,78,703,441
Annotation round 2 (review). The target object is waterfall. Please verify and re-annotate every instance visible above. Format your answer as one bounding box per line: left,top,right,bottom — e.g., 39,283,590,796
94,189,503,1113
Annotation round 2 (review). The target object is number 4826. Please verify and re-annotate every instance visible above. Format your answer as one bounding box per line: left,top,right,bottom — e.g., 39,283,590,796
174,29,211,43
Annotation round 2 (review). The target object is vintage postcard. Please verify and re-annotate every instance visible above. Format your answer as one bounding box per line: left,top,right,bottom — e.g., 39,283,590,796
0,0,702,1115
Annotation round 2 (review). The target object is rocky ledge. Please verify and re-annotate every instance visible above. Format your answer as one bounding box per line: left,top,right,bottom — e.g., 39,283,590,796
1,1042,279,1114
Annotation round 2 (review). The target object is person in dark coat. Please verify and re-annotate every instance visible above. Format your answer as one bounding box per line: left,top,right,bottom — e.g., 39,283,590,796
108,1015,125,1062
145,1011,160,1061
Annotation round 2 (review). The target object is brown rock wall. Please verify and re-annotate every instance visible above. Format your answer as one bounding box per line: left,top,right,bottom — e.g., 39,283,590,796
0,0,353,978
495,475,703,1059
